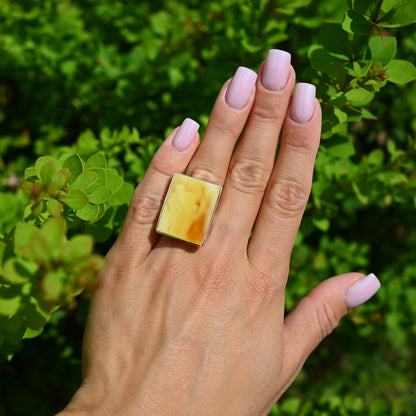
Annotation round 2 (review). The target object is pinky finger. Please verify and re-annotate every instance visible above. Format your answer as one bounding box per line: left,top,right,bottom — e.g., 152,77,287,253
109,118,200,268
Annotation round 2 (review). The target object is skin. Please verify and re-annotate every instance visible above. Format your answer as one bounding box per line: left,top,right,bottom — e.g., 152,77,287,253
58,62,367,416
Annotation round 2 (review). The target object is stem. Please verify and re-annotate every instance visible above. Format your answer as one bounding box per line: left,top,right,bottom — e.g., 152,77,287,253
372,0,384,23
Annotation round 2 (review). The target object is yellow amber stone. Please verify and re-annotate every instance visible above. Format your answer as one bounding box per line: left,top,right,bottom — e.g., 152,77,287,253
156,173,222,246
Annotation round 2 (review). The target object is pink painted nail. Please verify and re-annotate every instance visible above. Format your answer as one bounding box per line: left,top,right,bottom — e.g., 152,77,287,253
172,118,200,151
345,273,381,309
262,49,291,91
225,66,257,110
291,83,316,123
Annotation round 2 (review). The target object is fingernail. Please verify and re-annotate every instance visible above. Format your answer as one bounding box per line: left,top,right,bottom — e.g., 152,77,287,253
345,273,381,309
261,49,291,91
172,118,200,151
291,83,316,123
225,66,257,110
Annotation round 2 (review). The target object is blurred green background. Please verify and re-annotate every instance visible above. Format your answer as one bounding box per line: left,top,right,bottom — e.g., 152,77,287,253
0,0,416,415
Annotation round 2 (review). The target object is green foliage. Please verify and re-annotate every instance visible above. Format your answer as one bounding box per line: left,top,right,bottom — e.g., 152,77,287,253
0,0,415,414
0,150,136,360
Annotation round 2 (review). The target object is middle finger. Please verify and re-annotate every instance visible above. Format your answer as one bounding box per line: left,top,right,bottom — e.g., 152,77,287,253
210,50,295,247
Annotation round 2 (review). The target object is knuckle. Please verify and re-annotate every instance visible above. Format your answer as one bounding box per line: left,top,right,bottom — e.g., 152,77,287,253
209,111,242,138
284,134,319,154
248,270,278,303
228,157,270,194
251,100,286,123
314,299,340,339
266,178,309,217
202,262,230,291
187,165,220,185
196,253,234,294
129,191,162,226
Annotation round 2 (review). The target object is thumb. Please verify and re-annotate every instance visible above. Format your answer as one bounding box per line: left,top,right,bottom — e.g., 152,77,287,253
279,272,381,392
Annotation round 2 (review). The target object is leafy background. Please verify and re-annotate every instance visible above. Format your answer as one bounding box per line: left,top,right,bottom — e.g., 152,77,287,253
0,0,416,414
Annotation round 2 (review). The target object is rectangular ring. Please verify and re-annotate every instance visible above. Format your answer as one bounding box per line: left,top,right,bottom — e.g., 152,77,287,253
156,173,222,246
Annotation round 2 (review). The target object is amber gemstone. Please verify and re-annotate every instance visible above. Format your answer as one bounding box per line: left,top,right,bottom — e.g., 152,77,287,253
156,173,222,246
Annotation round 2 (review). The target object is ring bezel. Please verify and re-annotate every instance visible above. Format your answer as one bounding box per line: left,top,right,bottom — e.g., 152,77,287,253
156,173,222,246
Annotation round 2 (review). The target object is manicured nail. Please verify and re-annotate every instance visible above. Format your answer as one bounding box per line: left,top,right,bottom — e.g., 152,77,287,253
291,83,316,123
225,66,257,109
172,118,200,151
345,273,381,309
262,49,291,91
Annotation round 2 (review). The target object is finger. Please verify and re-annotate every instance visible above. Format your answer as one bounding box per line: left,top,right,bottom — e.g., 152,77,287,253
277,273,381,395
248,84,321,277
185,66,257,186
109,118,200,266
211,50,294,245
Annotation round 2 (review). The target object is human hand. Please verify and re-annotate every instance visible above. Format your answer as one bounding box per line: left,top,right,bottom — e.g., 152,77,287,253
59,49,380,416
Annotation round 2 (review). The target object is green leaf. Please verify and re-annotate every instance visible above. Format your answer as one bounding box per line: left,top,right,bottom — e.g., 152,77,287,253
24,167,36,179
150,10,171,36
105,171,124,194
351,0,374,14
51,168,72,189
87,167,106,187
76,203,100,221
40,218,66,250
313,217,331,232
0,241,5,264
326,136,356,158
367,149,384,166
22,301,50,330
64,234,94,262
14,222,38,252
88,186,113,204
86,152,107,169
61,188,89,210
353,61,362,77
0,313,23,333
70,170,99,190
319,23,348,55
330,92,347,108
29,234,51,263
369,398,390,415
40,161,59,186
330,63,348,86
310,46,340,74
342,11,372,35
361,107,378,120
21,180,35,195
280,397,302,414
369,36,397,65
76,129,100,154
3,258,36,284
352,181,370,205
23,327,44,339
107,182,134,206
63,154,84,184
345,88,375,106
334,108,348,124
31,200,45,217
41,270,65,303
47,199,63,217
379,0,416,27
386,60,416,84
35,156,60,182
0,287,21,317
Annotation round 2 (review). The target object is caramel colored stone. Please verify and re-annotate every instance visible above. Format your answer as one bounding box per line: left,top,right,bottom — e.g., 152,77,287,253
156,173,222,246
